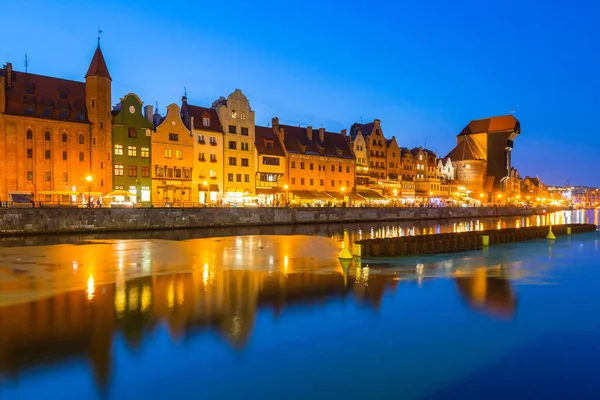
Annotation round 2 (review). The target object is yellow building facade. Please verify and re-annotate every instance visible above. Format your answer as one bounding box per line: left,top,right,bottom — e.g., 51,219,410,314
255,123,287,205
151,104,193,205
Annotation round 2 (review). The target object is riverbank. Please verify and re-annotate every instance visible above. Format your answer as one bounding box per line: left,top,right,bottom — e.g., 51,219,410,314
0,206,555,236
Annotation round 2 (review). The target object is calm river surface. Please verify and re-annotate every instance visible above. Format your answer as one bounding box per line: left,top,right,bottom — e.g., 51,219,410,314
0,209,599,399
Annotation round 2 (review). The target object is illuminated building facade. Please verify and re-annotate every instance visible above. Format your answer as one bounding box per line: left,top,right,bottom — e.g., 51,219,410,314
255,123,287,205
151,104,193,204
111,93,154,203
0,43,112,203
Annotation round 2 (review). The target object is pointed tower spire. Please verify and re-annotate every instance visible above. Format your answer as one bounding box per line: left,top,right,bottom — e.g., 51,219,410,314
85,43,112,81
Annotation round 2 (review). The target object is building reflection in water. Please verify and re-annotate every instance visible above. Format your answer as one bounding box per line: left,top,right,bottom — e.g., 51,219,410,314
455,266,516,319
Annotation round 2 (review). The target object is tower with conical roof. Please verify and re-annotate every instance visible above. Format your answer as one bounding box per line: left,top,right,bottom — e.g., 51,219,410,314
85,41,112,194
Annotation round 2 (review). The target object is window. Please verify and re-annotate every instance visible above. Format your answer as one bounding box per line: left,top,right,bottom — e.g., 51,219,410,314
78,113,85,121
25,105,34,115
114,144,124,155
240,111,246,120
338,165,342,172
291,161,296,169
115,185,124,190
156,167,164,177
128,165,137,177
184,169,190,179
210,154,217,162
241,158,249,167
169,133,179,141
45,150,51,159
236,174,241,182
228,125,236,134
27,148,33,158
198,153,206,161
266,141,273,149
79,152,84,161
62,172,68,182
128,127,137,138
291,178,296,184
78,135,84,144
228,141,237,150
114,164,124,176
301,178,305,185
141,147,149,158
241,142,249,151
229,157,237,165
228,173,234,182
244,174,250,183
346,180,350,187
203,117,210,127
300,162,305,170
262,156,280,166
101,162,103,169
310,178,314,185
241,127,248,136
43,107,52,117
209,136,217,145
128,146,137,157
91,99,95,107
45,172,51,181
176,150,183,159
62,151,67,160
59,109,69,119
210,170,217,178
320,179,324,186
346,166,350,173
27,171,33,181
198,135,205,144
309,163,314,170
231,110,237,118
331,165,335,172
45,131,51,141
93,138,96,145
100,122,104,129
165,149,172,158
26,130,32,140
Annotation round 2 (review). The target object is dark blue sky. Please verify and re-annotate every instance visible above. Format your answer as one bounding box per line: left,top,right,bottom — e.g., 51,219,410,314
2,0,598,186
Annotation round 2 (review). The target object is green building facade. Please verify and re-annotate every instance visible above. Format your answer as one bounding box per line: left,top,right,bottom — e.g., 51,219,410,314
111,93,154,204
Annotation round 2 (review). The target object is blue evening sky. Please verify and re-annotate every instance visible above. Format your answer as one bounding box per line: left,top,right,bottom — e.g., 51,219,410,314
1,0,598,186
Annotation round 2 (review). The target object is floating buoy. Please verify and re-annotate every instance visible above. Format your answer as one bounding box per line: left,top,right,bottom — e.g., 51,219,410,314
546,225,556,240
338,229,353,260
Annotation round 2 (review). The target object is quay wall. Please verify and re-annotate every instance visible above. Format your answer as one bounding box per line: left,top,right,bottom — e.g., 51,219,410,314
0,207,544,236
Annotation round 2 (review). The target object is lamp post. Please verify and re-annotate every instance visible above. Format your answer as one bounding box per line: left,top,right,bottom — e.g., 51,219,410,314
283,184,289,206
85,175,93,208
203,180,208,205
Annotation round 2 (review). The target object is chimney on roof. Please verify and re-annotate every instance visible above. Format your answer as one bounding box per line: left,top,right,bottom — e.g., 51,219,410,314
144,105,153,124
341,129,347,137
271,117,279,133
307,126,313,141
318,127,325,142
5,62,12,88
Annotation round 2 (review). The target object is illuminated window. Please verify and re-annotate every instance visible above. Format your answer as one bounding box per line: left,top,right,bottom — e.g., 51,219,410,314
240,111,246,120
231,110,237,118
114,144,124,155
128,146,137,157
176,150,183,159
45,172,51,181
129,165,137,177
141,147,150,158
114,164,124,176
203,117,210,127
165,149,172,158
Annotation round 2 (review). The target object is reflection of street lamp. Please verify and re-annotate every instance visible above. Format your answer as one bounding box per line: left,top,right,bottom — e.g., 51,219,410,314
85,175,93,208
284,184,289,205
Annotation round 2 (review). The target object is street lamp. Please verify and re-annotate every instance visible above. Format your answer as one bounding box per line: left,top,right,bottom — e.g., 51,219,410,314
85,175,93,208
283,184,289,206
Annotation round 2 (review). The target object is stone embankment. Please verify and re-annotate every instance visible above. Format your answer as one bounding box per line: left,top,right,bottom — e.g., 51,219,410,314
0,206,549,236
355,223,597,258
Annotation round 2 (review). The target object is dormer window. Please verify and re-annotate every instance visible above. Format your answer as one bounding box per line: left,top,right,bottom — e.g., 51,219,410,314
202,117,210,127
231,110,237,118
265,140,274,149
58,87,68,99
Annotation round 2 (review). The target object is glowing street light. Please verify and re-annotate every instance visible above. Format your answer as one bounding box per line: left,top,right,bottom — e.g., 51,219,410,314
85,175,93,208
283,184,289,205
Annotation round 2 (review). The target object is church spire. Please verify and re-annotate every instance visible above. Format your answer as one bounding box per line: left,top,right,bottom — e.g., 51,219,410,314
85,42,112,81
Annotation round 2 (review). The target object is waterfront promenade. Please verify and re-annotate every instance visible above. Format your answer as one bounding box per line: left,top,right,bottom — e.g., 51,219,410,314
0,206,553,236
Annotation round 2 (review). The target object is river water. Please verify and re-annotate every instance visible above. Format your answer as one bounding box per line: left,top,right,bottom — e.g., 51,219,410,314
0,209,599,399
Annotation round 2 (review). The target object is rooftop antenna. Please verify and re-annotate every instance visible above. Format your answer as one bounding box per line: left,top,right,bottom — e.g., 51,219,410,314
24,54,28,74
184,87,187,97
155,101,159,113
360,116,363,124
424,137,429,149
97,27,103,47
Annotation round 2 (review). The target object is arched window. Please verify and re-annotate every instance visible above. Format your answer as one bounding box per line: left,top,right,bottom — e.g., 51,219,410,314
62,133,67,142
45,131,51,141
78,135,84,144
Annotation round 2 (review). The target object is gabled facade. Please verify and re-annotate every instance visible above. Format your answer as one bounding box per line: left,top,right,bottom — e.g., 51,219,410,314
255,120,287,205
385,137,401,180
399,147,416,200
0,43,112,204
213,89,256,202
181,98,223,205
349,119,387,181
111,93,154,203
437,157,455,181
151,104,193,205
273,118,355,203
347,128,368,186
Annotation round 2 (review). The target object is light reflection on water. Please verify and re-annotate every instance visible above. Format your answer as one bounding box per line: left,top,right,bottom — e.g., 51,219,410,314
0,210,599,399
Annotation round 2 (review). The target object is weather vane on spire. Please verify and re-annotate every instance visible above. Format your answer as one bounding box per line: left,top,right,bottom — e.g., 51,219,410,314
97,27,103,46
